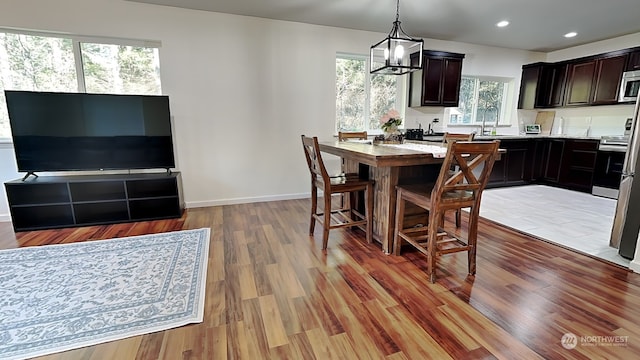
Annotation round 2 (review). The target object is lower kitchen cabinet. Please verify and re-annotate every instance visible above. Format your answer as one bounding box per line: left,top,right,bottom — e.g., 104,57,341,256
560,139,599,192
485,137,598,193
487,139,532,187
544,139,565,183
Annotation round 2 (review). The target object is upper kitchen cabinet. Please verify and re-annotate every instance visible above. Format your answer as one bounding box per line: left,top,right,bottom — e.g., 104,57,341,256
518,63,568,109
564,53,628,106
408,50,465,107
519,48,633,109
540,63,568,107
517,64,542,109
626,49,640,71
564,59,597,106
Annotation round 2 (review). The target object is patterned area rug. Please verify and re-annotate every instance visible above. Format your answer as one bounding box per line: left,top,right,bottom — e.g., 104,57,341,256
0,228,210,360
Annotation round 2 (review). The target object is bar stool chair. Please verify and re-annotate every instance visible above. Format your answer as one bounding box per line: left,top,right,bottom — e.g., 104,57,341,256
301,135,374,249
443,132,476,227
393,140,500,283
338,131,369,207
338,131,368,141
443,132,475,144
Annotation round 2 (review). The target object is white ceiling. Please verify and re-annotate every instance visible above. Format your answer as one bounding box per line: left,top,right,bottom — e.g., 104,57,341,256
126,0,640,52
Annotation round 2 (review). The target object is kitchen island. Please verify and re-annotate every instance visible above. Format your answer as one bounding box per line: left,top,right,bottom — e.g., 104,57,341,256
318,141,451,254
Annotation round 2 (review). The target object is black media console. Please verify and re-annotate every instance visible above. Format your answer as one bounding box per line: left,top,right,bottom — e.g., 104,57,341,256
5,172,184,231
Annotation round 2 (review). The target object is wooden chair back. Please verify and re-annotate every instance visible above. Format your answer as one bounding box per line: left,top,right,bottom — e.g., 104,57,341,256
432,140,500,210
301,135,330,185
443,132,475,144
338,131,368,141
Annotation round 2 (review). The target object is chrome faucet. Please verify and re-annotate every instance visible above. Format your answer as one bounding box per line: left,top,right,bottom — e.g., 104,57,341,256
480,106,498,136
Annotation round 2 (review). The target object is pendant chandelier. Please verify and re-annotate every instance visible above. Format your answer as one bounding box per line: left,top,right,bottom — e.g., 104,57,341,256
370,0,424,75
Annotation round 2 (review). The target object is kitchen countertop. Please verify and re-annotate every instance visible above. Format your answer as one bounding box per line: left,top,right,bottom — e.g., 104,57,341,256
412,134,603,142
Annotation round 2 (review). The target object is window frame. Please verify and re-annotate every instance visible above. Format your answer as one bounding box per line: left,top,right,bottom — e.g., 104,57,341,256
447,75,513,126
0,27,162,142
335,52,405,135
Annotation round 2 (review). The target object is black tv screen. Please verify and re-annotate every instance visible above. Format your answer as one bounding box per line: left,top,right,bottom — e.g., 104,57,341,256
5,90,175,172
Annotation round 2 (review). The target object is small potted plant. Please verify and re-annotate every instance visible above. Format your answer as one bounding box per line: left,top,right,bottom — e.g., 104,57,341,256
378,109,403,143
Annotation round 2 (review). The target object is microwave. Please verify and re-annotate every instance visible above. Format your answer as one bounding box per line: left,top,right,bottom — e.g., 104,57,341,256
619,70,640,102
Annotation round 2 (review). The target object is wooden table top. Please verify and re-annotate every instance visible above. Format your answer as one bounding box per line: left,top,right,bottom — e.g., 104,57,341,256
318,141,448,167
319,141,504,168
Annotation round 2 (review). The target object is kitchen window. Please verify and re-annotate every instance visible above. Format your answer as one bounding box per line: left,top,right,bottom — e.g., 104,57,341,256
448,76,511,125
335,53,404,133
0,29,162,140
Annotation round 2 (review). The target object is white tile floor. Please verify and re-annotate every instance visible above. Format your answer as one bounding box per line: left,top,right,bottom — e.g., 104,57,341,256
479,185,631,267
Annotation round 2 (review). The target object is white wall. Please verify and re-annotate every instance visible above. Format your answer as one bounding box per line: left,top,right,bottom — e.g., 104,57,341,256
546,32,640,62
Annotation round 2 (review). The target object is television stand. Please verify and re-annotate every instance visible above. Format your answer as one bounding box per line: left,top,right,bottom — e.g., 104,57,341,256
21,172,38,181
5,172,184,231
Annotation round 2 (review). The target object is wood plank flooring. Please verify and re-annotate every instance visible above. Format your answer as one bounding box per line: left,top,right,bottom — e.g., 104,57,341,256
2,198,640,359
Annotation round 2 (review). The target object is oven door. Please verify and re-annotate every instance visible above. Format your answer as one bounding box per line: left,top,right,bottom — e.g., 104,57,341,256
592,149,626,199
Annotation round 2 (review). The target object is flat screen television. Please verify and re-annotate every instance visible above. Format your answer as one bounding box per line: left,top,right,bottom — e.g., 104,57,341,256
4,90,175,174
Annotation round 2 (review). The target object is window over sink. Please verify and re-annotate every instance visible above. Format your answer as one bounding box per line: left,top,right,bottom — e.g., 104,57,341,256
335,53,404,134
447,75,513,126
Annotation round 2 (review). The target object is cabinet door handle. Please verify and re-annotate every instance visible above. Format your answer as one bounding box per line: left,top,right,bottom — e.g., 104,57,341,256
606,156,611,175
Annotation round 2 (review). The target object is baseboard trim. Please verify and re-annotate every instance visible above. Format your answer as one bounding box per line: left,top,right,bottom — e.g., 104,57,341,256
0,214,12,222
186,192,311,208
629,260,640,273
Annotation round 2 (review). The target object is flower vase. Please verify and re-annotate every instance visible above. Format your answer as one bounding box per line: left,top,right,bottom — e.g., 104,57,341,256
384,126,400,140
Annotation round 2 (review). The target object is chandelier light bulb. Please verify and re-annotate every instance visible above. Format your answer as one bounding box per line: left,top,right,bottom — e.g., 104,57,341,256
394,44,404,64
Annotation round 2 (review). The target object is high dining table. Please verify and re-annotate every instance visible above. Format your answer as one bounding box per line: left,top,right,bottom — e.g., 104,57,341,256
318,140,451,254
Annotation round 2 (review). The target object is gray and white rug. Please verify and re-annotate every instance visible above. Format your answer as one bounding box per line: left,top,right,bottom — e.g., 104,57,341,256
0,228,210,360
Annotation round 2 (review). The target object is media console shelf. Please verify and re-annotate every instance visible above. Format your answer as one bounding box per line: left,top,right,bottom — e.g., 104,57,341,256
5,172,184,231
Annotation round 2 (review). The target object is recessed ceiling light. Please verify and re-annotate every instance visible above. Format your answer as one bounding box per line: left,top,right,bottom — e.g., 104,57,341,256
496,20,509,27
564,32,578,38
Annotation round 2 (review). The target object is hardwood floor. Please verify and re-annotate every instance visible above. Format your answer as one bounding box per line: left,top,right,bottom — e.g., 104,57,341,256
3,199,640,359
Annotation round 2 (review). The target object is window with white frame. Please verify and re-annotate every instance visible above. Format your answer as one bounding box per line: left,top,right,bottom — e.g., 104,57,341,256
335,53,402,133
448,76,511,125
0,30,162,140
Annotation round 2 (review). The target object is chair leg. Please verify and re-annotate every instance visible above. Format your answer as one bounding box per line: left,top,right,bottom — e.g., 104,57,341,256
427,211,439,283
365,184,373,244
467,206,480,275
322,191,332,250
393,191,406,256
309,184,317,235
346,191,355,227
455,209,461,228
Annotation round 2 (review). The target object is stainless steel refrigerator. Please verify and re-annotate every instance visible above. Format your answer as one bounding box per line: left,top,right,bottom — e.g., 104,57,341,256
611,93,640,259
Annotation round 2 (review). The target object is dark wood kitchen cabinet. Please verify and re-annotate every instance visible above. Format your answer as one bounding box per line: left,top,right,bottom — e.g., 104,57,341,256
564,59,597,106
518,63,544,109
484,137,598,193
487,139,532,187
564,53,627,106
543,139,565,183
591,54,628,104
559,139,599,192
626,49,640,71
517,64,542,109
539,63,568,107
518,63,568,109
409,50,465,107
